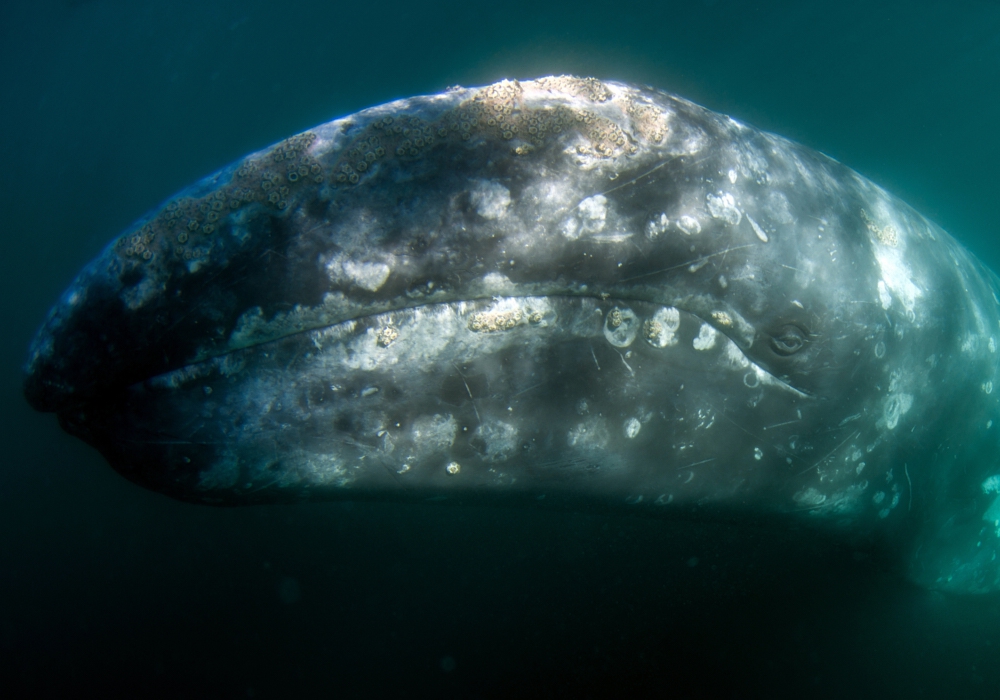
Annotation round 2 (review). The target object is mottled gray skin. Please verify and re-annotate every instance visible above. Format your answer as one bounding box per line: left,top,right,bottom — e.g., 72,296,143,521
23,77,1000,593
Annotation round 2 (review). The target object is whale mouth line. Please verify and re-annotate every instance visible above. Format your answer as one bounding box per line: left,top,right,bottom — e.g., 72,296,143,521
196,292,810,399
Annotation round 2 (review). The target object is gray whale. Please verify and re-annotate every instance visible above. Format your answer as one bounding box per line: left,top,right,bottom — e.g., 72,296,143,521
23,77,1000,594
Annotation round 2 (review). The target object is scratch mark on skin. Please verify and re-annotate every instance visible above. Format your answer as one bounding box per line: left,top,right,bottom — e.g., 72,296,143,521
621,245,759,283
678,457,716,471
454,364,481,426
512,382,544,398
795,495,852,513
779,264,807,274
763,419,800,431
905,463,913,511
796,429,860,476
594,156,681,198
617,351,634,375
590,346,601,371
722,412,798,462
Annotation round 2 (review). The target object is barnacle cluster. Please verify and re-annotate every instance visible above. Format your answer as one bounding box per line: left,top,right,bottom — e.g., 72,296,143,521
113,131,321,267
375,326,399,347
534,76,613,102
643,319,663,341
331,76,657,188
113,76,671,273
860,209,899,247
624,97,668,144
116,223,157,262
469,308,523,332
331,113,438,185
607,307,624,328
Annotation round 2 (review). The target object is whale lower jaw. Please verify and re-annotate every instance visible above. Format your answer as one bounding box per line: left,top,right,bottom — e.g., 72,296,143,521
58,295,806,507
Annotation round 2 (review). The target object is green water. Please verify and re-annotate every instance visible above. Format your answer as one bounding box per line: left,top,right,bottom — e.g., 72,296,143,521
3,0,1000,696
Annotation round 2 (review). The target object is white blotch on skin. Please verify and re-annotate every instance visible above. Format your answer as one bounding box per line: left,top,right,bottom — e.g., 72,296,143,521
604,306,639,347
646,213,670,239
577,195,608,233
693,324,717,351
624,418,641,439
676,215,702,235
746,214,769,242
878,280,892,310
469,180,511,220
474,420,518,463
326,255,392,292
794,488,826,506
646,307,681,347
560,216,581,240
883,393,913,430
706,192,742,226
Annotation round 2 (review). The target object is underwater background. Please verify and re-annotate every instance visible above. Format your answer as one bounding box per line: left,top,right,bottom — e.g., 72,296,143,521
3,0,1000,696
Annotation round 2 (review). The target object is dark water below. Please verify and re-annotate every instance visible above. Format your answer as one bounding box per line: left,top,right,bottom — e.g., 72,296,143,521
3,1,1000,696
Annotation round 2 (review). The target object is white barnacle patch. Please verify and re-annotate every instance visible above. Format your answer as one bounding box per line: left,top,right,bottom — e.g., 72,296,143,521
642,307,681,348
577,194,608,234
469,179,511,220
693,323,717,351
646,213,670,239
754,447,763,460
706,192,742,226
676,215,702,235
874,341,886,359
745,213,769,243
604,306,639,347
983,381,994,395
445,462,461,475
474,420,518,463
728,168,738,184
882,393,913,430
624,417,642,439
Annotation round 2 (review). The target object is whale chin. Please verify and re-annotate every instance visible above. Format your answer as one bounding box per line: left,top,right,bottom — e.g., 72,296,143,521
56,294,805,508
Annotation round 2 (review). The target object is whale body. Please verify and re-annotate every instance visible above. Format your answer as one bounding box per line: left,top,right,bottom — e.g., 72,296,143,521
23,77,1000,593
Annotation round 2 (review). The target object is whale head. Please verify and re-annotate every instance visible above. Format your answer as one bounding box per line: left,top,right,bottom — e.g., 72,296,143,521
24,78,1000,593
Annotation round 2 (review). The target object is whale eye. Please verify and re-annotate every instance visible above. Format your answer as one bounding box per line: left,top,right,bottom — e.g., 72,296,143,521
770,325,807,356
